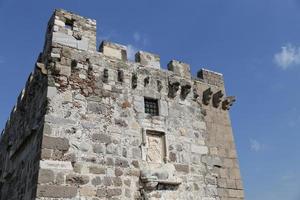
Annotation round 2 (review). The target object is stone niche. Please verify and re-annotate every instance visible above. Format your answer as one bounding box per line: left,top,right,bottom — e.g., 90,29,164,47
140,130,181,191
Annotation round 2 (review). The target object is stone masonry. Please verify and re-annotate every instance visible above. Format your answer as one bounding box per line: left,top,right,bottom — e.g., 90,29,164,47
0,9,244,200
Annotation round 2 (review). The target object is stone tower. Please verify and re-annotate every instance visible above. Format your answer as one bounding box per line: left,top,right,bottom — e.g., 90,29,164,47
0,9,244,200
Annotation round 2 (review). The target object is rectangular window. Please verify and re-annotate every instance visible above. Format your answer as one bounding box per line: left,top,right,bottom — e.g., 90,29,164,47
144,98,159,116
146,131,166,163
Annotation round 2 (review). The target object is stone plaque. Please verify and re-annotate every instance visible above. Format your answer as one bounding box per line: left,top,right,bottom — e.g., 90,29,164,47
146,132,165,163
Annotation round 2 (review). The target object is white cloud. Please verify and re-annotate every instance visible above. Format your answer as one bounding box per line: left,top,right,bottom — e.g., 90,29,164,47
127,44,139,61
133,32,149,46
274,44,300,69
133,32,141,43
250,139,262,152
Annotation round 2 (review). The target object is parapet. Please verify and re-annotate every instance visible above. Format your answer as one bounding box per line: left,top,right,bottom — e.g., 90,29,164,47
197,68,224,87
135,51,161,69
46,9,97,52
99,41,127,61
167,60,191,79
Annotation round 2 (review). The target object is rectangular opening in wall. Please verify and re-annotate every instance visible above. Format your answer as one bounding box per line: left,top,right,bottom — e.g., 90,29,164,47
144,98,159,116
146,130,166,163
65,18,74,30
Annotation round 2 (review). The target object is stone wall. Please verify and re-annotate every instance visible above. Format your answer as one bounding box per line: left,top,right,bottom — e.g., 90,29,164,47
0,64,48,200
0,9,244,200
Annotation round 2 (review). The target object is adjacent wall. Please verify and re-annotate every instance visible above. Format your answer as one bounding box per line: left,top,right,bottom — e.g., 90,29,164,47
0,66,48,200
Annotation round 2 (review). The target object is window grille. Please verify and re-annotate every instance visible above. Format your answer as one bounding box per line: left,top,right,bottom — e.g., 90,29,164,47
144,98,159,116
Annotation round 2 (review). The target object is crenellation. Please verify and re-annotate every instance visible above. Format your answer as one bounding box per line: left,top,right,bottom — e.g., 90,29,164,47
99,41,127,61
0,8,243,200
167,60,191,79
135,51,161,69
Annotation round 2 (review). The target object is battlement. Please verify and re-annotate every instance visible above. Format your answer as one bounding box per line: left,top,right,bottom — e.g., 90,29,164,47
44,9,224,85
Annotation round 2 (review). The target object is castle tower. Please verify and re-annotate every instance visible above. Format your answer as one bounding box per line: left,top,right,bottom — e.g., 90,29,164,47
0,9,244,200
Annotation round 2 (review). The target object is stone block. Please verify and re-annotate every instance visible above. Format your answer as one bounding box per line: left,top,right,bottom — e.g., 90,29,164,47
96,188,107,197
89,165,106,174
174,164,190,173
47,87,57,99
92,133,112,144
42,135,70,151
38,169,55,184
99,41,127,61
80,186,96,196
228,189,244,198
91,176,102,186
115,168,123,176
37,185,77,198
41,149,52,159
167,60,191,79
107,188,122,197
40,160,73,171
52,32,89,51
113,177,122,186
66,174,90,185
135,51,160,68
103,176,113,186
191,144,208,154
93,143,105,154
115,157,129,168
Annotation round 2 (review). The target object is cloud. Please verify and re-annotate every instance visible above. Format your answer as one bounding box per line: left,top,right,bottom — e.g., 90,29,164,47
274,44,300,69
126,31,150,61
132,31,149,46
133,32,141,43
127,44,139,61
250,139,262,152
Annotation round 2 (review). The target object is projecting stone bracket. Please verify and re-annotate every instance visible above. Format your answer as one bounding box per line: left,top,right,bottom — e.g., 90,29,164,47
222,96,236,110
132,73,138,89
180,81,192,99
140,164,182,191
157,80,163,92
202,88,213,105
168,78,180,98
212,90,224,108
103,68,109,83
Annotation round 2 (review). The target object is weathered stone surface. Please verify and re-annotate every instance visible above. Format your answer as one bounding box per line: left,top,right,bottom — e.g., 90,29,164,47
40,160,73,171
66,174,90,185
107,188,122,197
37,185,77,198
80,186,97,196
115,157,129,168
89,165,106,174
91,177,102,186
135,51,160,68
42,135,70,151
92,133,112,144
38,169,55,184
174,164,190,173
99,41,127,61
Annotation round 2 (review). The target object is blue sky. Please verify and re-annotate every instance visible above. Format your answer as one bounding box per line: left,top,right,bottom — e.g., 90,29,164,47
1,0,300,199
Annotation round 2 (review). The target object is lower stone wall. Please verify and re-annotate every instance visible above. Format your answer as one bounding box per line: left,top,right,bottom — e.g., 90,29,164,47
0,68,48,200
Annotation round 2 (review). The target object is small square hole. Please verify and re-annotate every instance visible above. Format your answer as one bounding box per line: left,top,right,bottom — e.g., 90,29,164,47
65,18,74,30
